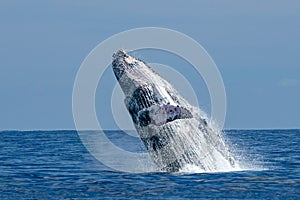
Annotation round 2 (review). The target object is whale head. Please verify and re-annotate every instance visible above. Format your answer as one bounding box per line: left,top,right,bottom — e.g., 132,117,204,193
112,49,155,94
112,49,193,127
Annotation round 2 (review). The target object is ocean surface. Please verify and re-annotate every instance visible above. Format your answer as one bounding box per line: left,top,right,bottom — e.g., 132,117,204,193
0,129,299,199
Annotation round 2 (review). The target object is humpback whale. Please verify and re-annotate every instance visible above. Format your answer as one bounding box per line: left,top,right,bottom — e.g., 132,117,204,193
112,49,236,172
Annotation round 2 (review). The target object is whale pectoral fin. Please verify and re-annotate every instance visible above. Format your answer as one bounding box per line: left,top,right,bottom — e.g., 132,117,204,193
165,105,193,123
137,104,193,126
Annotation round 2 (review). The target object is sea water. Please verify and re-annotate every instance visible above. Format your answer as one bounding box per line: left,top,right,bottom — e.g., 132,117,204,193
0,130,299,199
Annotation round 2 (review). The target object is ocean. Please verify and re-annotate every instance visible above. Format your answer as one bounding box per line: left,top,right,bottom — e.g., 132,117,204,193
0,129,299,199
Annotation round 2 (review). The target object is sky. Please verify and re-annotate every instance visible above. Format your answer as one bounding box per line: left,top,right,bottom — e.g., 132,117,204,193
0,0,299,130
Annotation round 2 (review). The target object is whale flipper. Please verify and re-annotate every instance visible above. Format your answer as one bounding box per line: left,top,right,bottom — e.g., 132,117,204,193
137,104,193,126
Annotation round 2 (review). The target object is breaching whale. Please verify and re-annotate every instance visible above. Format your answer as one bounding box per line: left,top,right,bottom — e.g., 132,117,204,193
112,49,236,172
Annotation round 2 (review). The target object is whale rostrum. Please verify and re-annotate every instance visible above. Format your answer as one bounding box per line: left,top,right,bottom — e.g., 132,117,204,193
112,49,236,172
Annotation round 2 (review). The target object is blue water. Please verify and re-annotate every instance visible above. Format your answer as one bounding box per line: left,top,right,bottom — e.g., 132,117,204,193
0,130,299,199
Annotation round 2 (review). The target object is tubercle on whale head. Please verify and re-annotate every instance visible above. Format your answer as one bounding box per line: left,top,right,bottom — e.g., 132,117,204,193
112,49,154,95
112,49,139,81
112,49,142,64
112,49,153,81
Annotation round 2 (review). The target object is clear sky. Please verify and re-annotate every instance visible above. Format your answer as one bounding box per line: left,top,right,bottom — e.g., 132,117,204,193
0,0,299,130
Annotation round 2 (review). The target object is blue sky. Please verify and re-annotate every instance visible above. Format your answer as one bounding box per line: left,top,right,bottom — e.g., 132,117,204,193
0,0,299,130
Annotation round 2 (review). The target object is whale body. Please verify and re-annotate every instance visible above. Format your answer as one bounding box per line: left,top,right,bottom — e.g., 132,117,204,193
112,49,236,172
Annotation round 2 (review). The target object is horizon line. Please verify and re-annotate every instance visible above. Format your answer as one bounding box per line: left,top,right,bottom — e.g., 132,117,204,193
1,128,300,132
